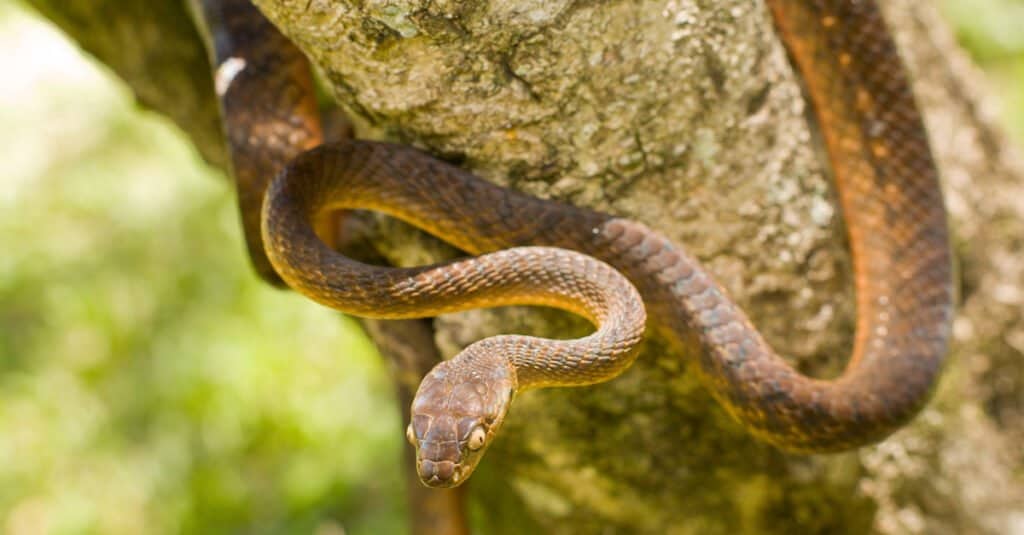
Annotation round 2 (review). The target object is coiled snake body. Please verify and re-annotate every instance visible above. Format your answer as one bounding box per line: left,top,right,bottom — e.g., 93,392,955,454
195,0,954,488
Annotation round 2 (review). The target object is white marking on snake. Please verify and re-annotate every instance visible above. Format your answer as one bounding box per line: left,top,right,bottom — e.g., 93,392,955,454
215,57,247,97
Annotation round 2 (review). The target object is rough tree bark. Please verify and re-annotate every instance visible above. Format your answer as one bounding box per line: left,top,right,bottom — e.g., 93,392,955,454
27,0,1024,533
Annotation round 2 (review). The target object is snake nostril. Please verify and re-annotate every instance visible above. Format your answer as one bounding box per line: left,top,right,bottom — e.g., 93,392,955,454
435,461,455,480
418,459,457,485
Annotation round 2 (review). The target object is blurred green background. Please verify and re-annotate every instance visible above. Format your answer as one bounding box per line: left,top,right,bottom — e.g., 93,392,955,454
0,1,1021,533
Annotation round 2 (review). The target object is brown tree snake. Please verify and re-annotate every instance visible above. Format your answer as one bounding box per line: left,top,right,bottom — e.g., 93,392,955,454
193,0,954,488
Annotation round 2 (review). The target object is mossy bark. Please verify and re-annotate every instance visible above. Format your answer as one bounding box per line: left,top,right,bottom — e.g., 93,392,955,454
27,0,1024,532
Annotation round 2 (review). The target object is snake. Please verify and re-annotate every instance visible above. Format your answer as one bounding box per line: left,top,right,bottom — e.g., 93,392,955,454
194,0,954,488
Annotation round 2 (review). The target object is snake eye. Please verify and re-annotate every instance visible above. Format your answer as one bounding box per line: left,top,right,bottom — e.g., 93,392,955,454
467,426,486,451
406,423,416,445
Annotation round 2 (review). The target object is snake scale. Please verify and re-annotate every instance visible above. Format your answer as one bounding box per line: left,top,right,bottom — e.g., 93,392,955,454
194,0,954,488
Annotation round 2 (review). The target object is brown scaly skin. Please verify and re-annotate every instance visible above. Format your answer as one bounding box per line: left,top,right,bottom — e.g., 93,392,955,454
262,144,648,486
205,0,955,488
190,0,321,285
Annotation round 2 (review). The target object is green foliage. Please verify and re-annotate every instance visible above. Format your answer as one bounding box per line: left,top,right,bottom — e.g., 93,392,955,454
943,0,1024,141
0,4,403,533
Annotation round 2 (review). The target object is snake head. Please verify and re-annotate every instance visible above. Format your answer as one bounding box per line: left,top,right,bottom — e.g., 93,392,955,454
407,346,515,488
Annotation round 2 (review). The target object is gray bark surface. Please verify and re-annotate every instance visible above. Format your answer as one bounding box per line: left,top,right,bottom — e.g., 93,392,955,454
28,0,1024,533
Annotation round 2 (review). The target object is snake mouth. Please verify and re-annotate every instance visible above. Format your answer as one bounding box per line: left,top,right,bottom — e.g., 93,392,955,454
417,459,463,488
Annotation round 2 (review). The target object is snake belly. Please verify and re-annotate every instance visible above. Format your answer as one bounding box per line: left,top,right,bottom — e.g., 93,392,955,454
198,0,955,473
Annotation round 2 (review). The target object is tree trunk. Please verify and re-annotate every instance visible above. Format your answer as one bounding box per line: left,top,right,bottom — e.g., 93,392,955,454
27,0,1024,533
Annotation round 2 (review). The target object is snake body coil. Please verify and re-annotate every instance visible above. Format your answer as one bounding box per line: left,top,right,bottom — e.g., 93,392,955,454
197,0,954,488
